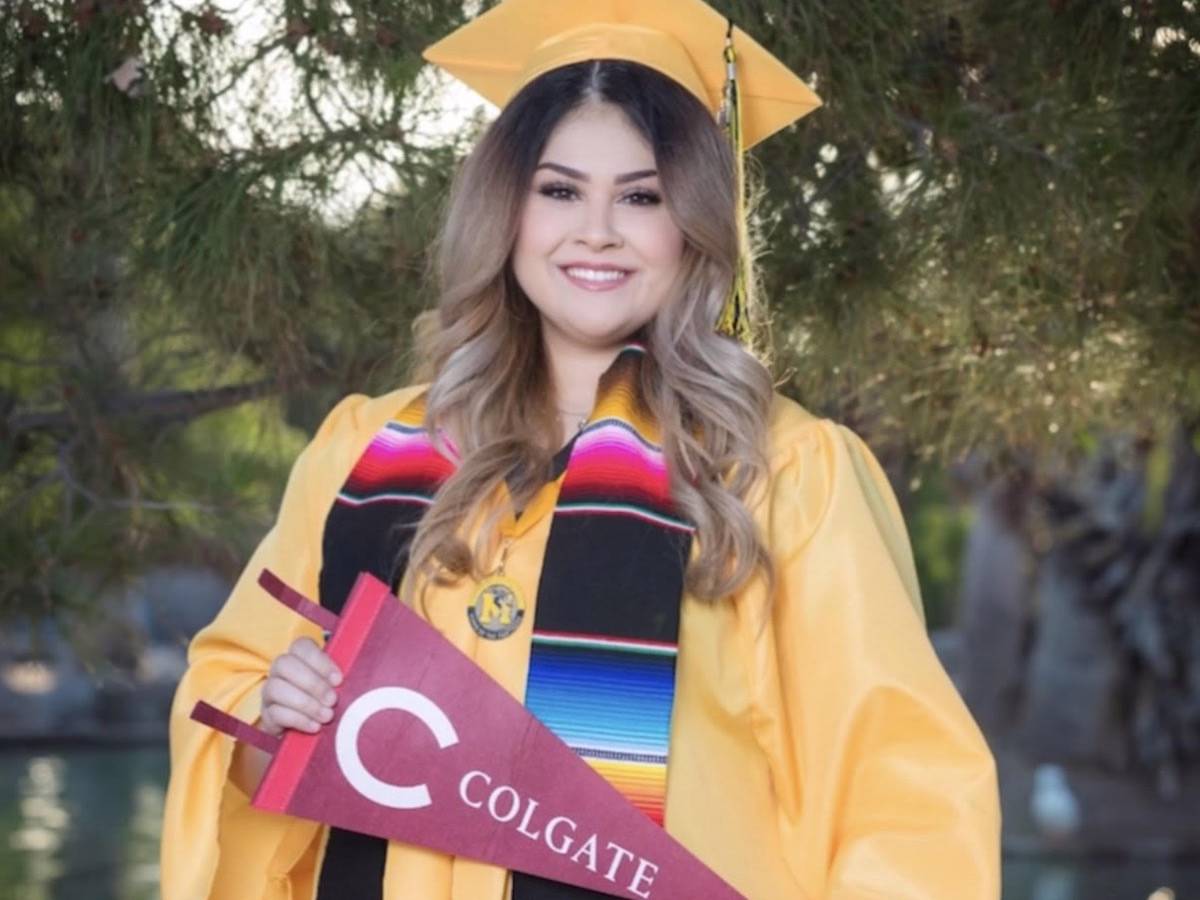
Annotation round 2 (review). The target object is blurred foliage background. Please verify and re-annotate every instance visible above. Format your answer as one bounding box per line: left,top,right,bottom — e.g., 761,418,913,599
2,4,1200,889
1,0,1197,737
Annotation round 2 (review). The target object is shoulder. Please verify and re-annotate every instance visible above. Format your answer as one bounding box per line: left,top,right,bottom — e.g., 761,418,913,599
292,384,429,482
310,384,429,441
763,391,860,476
765,392,822,456
757,394,834,540
759,392,905,555
764,391,888,472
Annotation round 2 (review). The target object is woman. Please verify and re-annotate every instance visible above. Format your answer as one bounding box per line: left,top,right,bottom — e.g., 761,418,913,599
162,5,1001,899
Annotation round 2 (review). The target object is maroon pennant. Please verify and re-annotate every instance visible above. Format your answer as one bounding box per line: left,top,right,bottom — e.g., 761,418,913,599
192,570,743,900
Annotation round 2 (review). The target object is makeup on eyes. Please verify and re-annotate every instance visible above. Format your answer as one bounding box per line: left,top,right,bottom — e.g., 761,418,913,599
534,180,662,206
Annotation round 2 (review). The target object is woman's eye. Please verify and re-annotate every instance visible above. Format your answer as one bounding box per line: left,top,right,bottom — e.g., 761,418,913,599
535,183,661,206
622,189,662,206
537,182,579,201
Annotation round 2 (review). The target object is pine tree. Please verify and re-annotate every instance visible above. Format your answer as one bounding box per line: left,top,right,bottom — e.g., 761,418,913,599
2,0,1197,630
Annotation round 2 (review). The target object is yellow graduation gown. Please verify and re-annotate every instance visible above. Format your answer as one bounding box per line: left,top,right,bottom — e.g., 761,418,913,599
161,387,1001,900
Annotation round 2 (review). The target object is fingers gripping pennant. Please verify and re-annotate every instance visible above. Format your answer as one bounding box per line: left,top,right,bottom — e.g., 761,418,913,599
190,570,745,899
187,570,341,755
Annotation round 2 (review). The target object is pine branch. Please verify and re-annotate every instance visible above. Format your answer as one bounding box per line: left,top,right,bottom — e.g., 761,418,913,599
7,379,282,436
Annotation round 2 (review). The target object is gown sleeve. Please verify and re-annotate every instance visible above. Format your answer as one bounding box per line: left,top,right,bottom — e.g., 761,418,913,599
161,394,373,900
764,418,1001,899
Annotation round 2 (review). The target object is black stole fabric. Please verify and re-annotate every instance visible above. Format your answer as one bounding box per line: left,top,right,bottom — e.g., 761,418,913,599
313,349,691,899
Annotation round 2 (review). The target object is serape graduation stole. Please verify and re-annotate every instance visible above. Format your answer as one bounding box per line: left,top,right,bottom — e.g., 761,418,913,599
318,343,694,829
527,346,694,827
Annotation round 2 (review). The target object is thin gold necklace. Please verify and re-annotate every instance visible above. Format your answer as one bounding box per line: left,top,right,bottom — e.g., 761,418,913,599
556,408,588,434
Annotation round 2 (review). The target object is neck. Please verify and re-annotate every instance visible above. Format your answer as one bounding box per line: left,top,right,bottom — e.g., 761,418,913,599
542,332,624,431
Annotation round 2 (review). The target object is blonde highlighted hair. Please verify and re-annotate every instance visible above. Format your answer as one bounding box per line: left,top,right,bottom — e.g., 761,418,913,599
407,60,774,601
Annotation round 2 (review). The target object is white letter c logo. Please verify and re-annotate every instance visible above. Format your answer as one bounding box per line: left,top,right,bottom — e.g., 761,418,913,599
335,687,459,809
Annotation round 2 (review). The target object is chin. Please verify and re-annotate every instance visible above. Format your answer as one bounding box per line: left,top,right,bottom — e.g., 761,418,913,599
550,313,646,347
564,327,640,350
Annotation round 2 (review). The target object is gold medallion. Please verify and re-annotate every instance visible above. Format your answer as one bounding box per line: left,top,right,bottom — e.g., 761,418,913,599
467,575,526,640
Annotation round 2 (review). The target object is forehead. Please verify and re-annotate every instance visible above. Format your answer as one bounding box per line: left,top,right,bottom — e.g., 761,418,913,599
538,102,656,173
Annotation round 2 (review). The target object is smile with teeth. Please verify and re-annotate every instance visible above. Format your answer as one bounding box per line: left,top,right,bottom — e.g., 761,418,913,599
560,266,633,290
564,267,630,281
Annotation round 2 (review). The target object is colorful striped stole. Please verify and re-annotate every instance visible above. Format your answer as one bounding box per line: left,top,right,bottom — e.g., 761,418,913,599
314,344,692,896
523,346,692,827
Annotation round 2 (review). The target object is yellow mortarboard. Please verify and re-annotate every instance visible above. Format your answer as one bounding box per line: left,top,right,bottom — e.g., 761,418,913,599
421,0,822,151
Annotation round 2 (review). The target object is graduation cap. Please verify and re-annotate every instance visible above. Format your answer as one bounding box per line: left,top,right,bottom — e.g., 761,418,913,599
422,0,823,342
422,0,821,150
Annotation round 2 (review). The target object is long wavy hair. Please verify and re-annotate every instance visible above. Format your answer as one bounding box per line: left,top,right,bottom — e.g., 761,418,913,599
406,60,774,601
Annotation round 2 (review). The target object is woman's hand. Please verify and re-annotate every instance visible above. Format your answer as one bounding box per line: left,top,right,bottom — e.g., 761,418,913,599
230,637,343,796
259,636,343,737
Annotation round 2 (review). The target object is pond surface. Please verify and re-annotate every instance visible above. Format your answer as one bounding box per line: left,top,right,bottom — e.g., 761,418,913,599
1,747,165,900
2,746,1199,900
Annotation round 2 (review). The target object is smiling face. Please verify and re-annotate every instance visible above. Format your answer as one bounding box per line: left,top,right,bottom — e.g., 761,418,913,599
511,101,686,355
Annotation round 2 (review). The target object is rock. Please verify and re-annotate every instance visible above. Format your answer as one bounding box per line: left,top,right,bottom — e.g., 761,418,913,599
0,657,99,738
1019,553,1128,769
0,565,229,743
957,486,1035,732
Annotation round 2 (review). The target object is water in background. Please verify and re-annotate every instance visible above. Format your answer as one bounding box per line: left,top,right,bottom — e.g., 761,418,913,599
1,747,165,900
2,746,1199,900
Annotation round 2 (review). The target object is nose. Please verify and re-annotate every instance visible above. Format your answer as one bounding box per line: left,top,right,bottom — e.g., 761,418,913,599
572,196,624,251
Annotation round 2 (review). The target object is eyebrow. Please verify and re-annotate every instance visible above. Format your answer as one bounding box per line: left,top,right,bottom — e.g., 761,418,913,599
535,162,658,184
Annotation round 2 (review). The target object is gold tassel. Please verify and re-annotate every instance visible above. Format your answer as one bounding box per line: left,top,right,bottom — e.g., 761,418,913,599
716,19,753,344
